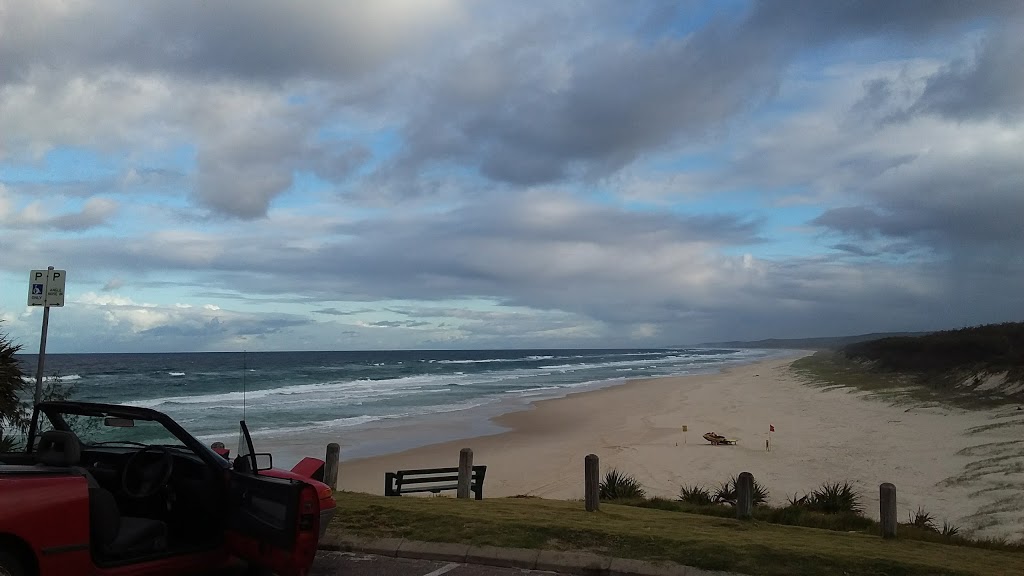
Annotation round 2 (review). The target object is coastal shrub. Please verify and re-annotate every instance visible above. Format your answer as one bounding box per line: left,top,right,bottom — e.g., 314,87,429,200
909,506,936,531
806,481,862,514
941,521,961,537
617,495,1024,550
713,476,768,506
678,484,714,505
786,492,809,507
599,469,645,500
0,434,16,452
712,481,735,505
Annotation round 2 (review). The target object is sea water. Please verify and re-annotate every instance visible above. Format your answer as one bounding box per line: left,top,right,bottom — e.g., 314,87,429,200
15,348,787,459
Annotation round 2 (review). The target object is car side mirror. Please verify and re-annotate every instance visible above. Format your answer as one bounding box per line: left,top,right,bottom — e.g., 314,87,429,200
253,453,272,471
233,453,273,473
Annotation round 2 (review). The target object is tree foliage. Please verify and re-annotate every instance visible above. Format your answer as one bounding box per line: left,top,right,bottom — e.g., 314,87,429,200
1,321,27,450
0,322,25,420
843,322,1024,379
0,321,77,451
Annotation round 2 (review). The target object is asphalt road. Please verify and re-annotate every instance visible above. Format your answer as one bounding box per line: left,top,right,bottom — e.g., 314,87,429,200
310,550,563,576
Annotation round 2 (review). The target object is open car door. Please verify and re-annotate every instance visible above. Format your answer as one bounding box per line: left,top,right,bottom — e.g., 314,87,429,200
224,421,320,576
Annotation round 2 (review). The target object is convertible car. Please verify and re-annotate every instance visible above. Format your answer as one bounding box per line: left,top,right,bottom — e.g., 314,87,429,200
0,401,336,576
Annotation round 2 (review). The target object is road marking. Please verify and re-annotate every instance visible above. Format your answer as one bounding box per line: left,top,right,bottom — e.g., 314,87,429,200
422,563,460,576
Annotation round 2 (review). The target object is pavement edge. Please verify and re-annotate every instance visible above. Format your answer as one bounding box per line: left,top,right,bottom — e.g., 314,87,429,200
319,535,746,575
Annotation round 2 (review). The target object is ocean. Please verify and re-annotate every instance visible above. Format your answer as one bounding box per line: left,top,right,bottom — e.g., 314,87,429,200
15,348,787,462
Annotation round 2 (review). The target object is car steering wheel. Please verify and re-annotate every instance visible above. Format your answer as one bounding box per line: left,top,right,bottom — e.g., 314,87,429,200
121,445,174,499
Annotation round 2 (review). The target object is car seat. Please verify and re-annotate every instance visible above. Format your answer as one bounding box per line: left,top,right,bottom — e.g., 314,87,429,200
36,430,168,559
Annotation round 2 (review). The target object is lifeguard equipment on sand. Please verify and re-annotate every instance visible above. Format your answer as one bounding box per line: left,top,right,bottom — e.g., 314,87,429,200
702,431,737,445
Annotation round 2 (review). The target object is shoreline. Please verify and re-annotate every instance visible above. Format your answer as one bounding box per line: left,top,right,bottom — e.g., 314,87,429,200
259,349,796,463
320,352,1024,541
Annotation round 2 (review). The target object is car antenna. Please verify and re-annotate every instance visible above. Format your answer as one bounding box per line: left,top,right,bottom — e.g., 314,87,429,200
242,349,247,422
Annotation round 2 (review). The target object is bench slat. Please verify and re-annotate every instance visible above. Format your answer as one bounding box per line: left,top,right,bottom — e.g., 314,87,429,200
396,466,460,475
399,475,461,484
398,484,459,493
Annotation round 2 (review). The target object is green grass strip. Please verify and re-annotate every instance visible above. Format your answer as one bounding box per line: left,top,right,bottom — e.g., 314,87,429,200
329,493,1024,576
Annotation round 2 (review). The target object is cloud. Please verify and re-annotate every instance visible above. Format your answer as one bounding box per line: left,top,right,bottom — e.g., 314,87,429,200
910,16,1024,121
367,320,430,328
0,0,462,84
314,307,375,316
2,1,1024,351
0,193,118,231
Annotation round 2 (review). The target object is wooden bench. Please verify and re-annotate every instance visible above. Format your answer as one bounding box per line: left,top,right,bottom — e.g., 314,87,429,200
384,465,486,500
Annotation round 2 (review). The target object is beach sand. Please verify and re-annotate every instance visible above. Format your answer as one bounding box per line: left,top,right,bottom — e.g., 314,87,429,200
327,353,1024,541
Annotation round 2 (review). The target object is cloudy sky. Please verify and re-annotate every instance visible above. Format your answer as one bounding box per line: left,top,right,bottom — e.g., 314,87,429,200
1,0,1022,353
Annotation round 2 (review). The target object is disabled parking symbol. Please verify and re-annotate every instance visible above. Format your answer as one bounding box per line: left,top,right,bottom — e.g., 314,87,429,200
32,284,44,295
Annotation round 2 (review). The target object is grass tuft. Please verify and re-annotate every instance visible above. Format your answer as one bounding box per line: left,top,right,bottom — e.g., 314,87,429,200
678,483,714,505
599,468,646,500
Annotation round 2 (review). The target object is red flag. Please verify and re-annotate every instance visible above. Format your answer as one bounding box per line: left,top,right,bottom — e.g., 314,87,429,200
769,425,775,432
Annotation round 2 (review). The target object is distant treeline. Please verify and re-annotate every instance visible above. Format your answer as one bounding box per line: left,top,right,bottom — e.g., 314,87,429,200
842,322,1024,382
699,332,930,350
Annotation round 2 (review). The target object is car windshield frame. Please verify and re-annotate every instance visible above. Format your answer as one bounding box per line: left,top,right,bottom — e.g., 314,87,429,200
26,401,231,469
46,411,187,448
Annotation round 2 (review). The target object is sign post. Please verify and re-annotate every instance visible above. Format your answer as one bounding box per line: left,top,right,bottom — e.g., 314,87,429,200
28,267,66,406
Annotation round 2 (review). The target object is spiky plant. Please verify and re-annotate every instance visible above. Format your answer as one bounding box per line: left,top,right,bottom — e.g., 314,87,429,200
713,480,737,505
599,469,645,500
678,484,713,505
786,492,810,507
941,521,961,537
0,434,17,452
807,482,861,514
909,506,936,531
713,475,768,506
0,322,25,425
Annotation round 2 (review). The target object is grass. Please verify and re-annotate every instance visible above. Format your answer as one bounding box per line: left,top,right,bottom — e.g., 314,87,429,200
790,352,1016,409
329,491,1024,576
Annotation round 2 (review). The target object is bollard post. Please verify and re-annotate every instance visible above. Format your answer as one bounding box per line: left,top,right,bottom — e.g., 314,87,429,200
880,483,897,539
457,448,474,499
585,454,600,512
736,472,754,520
324,443,340,491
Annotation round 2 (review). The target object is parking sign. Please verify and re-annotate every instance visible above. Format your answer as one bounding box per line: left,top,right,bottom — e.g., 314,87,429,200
28,269,67,307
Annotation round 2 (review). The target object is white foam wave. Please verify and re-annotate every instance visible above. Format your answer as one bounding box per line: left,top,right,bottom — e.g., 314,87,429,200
122,373,469,410
21,374,82,383
195,397,497,442
168,372,186,377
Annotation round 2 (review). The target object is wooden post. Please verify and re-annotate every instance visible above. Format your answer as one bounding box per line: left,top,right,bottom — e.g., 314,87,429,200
880,483,897,539
585,454,600,512
457,448,473,499
736,472,754,519
324,443,340,491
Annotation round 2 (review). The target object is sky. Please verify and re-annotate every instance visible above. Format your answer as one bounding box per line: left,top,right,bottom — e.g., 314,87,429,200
1,0,1022,353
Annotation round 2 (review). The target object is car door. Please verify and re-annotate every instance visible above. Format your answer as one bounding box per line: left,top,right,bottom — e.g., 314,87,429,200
224,421,320,576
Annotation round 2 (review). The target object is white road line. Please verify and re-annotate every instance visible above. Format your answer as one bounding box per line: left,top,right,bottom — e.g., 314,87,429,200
421,563,461,576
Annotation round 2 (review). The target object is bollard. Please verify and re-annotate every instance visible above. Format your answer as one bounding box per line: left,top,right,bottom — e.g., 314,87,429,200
736,472,754,520
585,454,600,512
880,483,897,539
324,443,340,491
457,448,474,499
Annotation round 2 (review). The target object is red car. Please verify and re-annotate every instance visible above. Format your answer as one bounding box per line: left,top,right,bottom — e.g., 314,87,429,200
0,401,336,576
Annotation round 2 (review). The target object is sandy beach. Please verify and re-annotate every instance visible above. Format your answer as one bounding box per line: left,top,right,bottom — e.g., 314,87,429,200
329,353,1024,541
